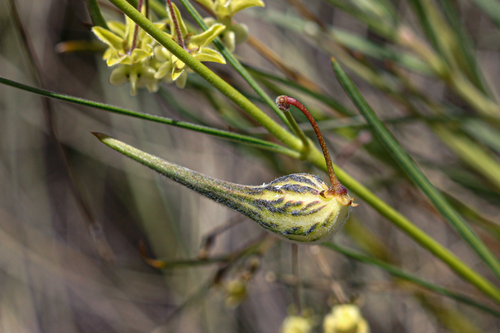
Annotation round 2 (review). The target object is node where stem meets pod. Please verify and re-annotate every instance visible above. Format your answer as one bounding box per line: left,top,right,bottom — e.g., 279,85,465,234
92,97,357,243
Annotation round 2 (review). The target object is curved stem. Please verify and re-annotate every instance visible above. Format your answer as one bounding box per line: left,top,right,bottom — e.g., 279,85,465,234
166,0,186,49
129,0,143,53
276,95,344,196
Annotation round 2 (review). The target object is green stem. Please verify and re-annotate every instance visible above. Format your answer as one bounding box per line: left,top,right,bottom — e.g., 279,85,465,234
177,0,293,129
0,76,299,158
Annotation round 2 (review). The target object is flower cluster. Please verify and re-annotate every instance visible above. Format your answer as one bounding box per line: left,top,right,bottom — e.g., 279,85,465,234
91,2,241,94
280,315,313,333
279,304,369,333
323,304,370,333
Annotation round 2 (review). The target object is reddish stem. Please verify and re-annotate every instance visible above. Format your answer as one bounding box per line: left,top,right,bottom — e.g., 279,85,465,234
276,95,346,196
129,0,143,53
166,0,186,49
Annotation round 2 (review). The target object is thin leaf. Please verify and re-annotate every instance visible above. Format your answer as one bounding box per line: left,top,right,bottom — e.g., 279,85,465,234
322,242,500,318
331,58,500,297
0,76,300,158
244,64,356,117
86,0,109,29
468,0,500,28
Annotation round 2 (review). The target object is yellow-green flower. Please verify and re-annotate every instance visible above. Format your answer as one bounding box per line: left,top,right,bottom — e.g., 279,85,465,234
196,0,265,51
223,279,248,308
196,0,265,20
109,62,158,96
92,15,164,66
280,315,313,333
323,304,370,333
154,3,226,88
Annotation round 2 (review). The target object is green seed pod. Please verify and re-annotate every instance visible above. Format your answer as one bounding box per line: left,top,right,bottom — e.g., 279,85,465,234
92,95,357,243
92,133,354,243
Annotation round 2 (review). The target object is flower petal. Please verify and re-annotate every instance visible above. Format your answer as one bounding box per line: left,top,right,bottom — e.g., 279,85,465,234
175,71,188,89
106,52,127,66
107,21,126,37
92,27,123,50
155,61,173,80
193,48,226,64
129,71,138,95
172,65,185,81
230,0,265,16
190,24,225,48
109,66,129,86
130,48,152,63
125,15,136,48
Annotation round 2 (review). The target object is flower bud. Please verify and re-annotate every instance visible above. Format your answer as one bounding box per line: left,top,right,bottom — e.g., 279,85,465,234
224,279,248,308
280,315,313,333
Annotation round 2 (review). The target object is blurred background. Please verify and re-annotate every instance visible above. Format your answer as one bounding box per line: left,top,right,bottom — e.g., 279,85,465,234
1,0,500,332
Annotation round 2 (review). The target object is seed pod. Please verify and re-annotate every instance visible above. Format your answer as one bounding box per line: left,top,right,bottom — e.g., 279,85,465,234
92,133,353,243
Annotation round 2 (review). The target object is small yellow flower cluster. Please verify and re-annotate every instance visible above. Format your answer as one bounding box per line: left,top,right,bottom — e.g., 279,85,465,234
222,257,261,308
323,304,370,333
279,304,369,333
92,2,230,94
223,279,248,308
280,315,314,333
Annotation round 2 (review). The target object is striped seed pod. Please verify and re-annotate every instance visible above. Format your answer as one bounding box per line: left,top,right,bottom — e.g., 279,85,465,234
93,96,357,243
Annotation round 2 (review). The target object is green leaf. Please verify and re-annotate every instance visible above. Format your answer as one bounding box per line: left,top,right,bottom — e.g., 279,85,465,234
0,76,301,158
322,242,500,318
331,58,500,299
87,0,109,29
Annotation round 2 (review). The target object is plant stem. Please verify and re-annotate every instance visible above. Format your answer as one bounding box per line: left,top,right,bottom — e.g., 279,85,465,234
0,76,300,158
277,95,344,196
166,0,186,49
130,0,143,53
292,243,302,314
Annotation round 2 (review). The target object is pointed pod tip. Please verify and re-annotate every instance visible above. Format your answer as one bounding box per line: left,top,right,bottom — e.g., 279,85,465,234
91,132,110,141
